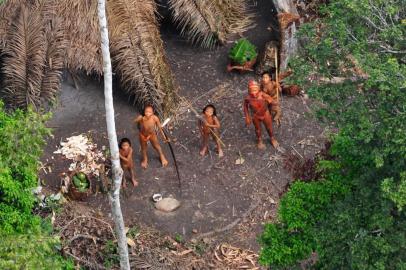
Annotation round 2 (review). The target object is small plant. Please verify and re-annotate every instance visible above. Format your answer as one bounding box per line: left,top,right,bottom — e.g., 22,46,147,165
127,226,140,239
192,242,207,255
102,240,119,269
228,38,258,65
174,233,183,244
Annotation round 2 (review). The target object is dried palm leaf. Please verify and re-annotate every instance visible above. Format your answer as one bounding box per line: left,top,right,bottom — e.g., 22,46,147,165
168,0,219,48
1,5,46,109
108,0,178,116
214,0,253,35
168,0,253,48
0,0,26,48
56,0,102,75
40,17,66,105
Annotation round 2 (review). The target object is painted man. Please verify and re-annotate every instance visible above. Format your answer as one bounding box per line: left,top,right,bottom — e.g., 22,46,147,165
244,80,279,149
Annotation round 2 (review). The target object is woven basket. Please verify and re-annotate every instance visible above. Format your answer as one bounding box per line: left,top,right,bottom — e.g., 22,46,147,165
67,171,92,201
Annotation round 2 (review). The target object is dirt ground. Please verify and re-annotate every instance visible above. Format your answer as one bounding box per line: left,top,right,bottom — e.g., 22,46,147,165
40,1,325,268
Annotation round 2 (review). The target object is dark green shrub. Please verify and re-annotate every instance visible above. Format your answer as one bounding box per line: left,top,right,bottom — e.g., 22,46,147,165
259,0,406,268
0,101,50,233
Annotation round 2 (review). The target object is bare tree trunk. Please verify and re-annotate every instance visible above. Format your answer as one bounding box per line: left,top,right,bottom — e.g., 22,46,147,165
272,0,300,70
272,0,298,14
97,0,130,269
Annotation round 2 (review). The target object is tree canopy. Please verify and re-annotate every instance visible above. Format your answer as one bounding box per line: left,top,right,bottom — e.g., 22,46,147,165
260,0,406,269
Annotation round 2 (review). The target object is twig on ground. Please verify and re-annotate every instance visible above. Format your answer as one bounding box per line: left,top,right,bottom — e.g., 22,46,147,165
195,199,261,239
65,251,106,270
291,145,304,159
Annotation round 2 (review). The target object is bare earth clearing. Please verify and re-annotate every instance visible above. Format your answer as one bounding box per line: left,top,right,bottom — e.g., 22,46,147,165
40,2,325,268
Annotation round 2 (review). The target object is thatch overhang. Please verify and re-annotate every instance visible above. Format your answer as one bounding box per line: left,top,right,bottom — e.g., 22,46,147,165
0,0,253,114
168,0,253,48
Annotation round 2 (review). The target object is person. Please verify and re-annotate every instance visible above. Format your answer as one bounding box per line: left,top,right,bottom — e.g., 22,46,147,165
243,80,279,149
134,105,169,169
261,71,282,126
118,138,138,188
198,104,224,157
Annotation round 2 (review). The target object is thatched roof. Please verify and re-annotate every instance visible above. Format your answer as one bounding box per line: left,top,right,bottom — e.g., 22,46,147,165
58,0,103,75
107,0,177,115
0,0,252,114
169,0,253,48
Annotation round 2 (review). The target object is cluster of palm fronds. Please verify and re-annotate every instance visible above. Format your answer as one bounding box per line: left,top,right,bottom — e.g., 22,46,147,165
0,0,65,109
107,0,177,116
169,0,253,48
0,0,252,113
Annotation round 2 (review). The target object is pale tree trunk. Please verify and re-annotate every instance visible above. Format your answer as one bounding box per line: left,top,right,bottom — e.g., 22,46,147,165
272,0,300,70
97,0,130,269
273,0,298,14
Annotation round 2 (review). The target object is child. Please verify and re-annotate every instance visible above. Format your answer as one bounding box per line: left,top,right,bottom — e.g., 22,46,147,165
134,105,169,169
118,138,138,188
261,71,282,126
198,104,224,157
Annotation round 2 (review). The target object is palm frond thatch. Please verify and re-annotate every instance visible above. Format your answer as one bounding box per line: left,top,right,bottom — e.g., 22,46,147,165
0,0,177,114
0,0,26,48
57,0,102,75
168,0,253,48
108,0,178,116
1,5,46,109
40,17,66,105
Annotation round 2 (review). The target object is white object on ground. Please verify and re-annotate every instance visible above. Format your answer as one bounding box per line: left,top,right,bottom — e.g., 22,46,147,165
155,198,181,212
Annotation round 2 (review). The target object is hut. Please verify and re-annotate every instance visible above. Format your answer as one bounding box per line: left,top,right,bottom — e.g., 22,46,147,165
0,0,252,115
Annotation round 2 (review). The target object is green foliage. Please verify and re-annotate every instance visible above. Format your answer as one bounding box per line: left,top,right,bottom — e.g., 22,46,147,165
0,101,73,268
382,172,406,211
102,240,119,269
259,173,349,268
0,101,50,233
0,232,74,269
228,38,258,65
260,0,406,269
174,233,184,243
127,225,140,239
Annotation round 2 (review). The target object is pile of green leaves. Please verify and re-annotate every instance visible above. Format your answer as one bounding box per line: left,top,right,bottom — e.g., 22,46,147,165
259,0,406,269
0,101,72,268
228,38,258,65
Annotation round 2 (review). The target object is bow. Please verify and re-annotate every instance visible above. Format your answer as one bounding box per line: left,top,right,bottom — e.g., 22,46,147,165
161,118,182,194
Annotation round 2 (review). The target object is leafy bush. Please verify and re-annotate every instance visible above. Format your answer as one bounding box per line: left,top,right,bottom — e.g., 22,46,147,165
0,101,73,268
0,101,50,233
0,232,74,269
260,0,406,268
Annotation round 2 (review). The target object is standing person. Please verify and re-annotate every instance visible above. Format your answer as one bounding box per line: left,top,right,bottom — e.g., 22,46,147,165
261,71,282,126
198,104,224,157
244,80,279,149
134,105,169,169
118,138,138,188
